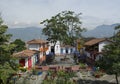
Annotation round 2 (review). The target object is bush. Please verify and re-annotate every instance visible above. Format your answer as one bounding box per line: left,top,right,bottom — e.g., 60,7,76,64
32,69,41,75
19,67,27,72
94,71,104,78
79,63,86,68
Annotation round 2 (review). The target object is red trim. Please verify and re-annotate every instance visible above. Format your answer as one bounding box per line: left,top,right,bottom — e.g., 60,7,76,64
28,57,32,69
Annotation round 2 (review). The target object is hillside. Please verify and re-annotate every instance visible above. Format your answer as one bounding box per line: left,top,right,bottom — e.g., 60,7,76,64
82,23,120,38
7,27,47,41
7,24,120,41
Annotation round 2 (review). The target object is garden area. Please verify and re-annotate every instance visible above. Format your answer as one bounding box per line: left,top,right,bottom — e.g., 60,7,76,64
9,55,118,84
42,70,77,84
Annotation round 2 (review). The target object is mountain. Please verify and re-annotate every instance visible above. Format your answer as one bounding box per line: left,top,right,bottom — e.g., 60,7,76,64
7,23,120,42
7,27,47,42
82,23,120,38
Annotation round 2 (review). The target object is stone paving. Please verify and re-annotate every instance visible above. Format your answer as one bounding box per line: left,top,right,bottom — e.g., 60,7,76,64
15,72,47,84
76,71,120,84
50,54,75,66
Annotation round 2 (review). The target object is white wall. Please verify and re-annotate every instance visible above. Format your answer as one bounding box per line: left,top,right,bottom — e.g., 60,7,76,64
99,41,111,52
25,58,28,68
46,50,49,55
60,48,64,54
55,41,61,55
32,55,35,67
25,56,36,68
28,43,44,62
48,41,61,55
69,48,71,54
28,44,40,51
40,52,43,58
61,47,75,54
48,41,76,55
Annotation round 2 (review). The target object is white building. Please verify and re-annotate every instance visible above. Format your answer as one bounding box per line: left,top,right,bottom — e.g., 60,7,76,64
48,41,76,55
27,39,49,63
13,50,38,69
84,38,112,61
98,40,111,52
84,38,112,52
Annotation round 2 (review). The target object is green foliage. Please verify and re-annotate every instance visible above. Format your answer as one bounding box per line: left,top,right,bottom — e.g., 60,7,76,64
42,70,76,84
41,11,86,46
57,70,76,83
32,68,40,75
0,62,16,84
0,24,12,45
96,36,120,73
57,70,66,77
0,17,18,84
79,63,86,68
19,67,27,72
42,79,56,84
11,39,26,52
96,25,120,84
57,70,76,78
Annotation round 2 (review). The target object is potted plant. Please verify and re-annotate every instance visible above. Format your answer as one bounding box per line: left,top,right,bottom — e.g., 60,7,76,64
94,71,102,78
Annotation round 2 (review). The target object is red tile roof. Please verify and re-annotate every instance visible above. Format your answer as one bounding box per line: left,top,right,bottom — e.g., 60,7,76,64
84,38,111,46
13,50,36,58
27,39,48,44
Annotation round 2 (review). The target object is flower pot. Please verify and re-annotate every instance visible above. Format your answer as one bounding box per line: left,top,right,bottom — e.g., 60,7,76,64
95,74,100,78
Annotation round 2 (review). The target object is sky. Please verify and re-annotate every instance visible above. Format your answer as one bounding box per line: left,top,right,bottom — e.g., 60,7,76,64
0,0,120,29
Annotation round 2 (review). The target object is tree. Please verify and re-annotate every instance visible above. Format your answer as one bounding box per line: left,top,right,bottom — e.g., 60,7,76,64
96,25,120,84
40,11,85,53
0,16,18,84
11,39,26,52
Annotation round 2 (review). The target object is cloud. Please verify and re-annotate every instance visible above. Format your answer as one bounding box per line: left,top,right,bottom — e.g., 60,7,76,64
5,21,39,28
82,15,120,30
14,21,19,25
0,0,120,29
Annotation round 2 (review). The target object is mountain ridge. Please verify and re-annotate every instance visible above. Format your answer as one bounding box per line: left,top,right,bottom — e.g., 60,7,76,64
7,27,46,42
82,23,120,38
6,23,120,41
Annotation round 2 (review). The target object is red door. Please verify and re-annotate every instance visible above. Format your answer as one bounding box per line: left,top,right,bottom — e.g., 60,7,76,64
19,59,25,67
28,57,32,69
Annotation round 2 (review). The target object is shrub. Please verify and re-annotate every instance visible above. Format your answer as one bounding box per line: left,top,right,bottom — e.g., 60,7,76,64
79,63,86,68
19,67,27,72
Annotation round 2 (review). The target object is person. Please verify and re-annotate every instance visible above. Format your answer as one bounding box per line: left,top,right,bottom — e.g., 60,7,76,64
73,50,79,64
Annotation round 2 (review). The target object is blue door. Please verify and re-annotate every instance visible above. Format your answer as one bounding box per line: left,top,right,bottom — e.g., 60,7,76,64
70,48,73,54
61,48,63,54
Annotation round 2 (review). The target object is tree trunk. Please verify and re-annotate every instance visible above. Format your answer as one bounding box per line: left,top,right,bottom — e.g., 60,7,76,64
115,73,119,84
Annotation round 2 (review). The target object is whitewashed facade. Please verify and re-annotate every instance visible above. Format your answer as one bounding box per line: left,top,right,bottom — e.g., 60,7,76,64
98,41,111,52
28,44,40,51
27,39,49,64
14,50,38,69
55,41,61,55
48,41,76,55
25,58,28,68
61,47,76,55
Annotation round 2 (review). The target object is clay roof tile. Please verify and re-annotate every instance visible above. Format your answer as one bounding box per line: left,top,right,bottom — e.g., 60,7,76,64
13,50,36,58
84,38,111,46
27,39,48,44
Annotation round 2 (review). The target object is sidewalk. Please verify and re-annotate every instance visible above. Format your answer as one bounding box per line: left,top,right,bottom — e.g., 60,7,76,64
99,74,120,83
76,71,120,84
34,72,47,84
